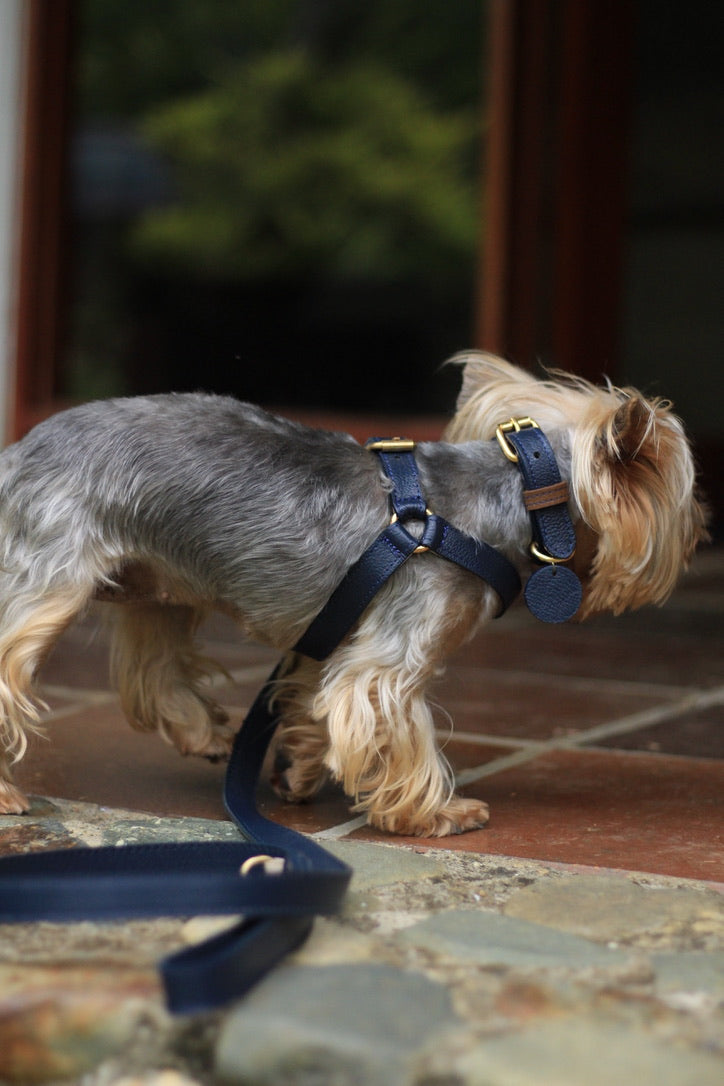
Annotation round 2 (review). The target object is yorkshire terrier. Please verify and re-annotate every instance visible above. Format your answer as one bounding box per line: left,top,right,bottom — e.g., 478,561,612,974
0,353,707,834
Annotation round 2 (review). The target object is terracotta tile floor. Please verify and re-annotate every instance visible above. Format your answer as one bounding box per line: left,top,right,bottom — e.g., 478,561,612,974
13,534,724,884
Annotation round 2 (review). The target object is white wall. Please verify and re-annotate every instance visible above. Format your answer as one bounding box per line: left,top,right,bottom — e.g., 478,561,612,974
0,0,26,444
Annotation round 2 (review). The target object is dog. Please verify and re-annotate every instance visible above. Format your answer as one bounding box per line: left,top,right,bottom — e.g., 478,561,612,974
0,352,707,834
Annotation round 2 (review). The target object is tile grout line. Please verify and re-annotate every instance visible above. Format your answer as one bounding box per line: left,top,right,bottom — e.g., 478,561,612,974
454,746,549,785
553,685,724,748
441,667,693,701
436,730,540,749
454,685,724,787
315,815,369,839
316,687,724,841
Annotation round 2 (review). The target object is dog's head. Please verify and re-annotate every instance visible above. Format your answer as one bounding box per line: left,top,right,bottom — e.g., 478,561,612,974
444,351,709,617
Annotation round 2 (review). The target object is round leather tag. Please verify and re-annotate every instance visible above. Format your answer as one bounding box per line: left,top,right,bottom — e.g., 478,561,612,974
524,564,582,623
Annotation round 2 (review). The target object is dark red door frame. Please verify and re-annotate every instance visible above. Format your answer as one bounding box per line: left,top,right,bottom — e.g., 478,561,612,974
13,0,74,439
477,0,633,379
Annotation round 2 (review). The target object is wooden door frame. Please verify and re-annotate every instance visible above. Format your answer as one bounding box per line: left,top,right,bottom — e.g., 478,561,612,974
477,0,634,379
13,0,74,439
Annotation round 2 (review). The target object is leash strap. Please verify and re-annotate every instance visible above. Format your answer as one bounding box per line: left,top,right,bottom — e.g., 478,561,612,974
295,438,521,661
0,665,351,1014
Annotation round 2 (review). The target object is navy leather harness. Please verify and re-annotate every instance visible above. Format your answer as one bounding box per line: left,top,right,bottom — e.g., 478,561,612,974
0,419,581,1013
295,436,521,659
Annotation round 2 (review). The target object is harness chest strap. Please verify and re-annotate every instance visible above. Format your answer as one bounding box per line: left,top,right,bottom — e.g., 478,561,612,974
296,424,584,659
294,437,522,661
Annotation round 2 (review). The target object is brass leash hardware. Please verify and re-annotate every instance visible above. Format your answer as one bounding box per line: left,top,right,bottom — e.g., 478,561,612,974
389,510,434,554
239,855,286,876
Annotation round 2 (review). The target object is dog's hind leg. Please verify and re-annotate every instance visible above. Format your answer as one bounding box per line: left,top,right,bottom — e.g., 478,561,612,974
0,580,93,813
109,602,235,760
0,751,28,814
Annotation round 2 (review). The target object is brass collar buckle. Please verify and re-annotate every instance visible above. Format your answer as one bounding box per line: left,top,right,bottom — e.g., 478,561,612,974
493,416,583,622
495,417,539,463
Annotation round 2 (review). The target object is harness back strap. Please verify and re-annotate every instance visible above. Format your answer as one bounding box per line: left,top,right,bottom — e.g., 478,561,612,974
294,439,521,661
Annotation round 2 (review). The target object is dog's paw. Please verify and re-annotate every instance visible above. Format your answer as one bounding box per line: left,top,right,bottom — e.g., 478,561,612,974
370,796,490,838
0,780,31,815
426,797,490,836
271,753,328,804
195,719,236,762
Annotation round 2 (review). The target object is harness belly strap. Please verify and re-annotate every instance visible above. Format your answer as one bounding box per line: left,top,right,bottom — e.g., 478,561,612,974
294,438,522,661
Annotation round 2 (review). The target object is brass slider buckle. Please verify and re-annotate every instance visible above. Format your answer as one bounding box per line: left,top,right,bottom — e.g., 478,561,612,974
366,437,417,453
239,854,286,876
390,510,434,554
495,417,539,463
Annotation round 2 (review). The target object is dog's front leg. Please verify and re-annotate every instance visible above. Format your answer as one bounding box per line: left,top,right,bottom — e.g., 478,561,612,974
314,573,491,837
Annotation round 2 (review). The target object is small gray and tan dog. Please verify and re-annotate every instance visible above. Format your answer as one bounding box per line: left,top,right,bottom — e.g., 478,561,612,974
0,353,707,834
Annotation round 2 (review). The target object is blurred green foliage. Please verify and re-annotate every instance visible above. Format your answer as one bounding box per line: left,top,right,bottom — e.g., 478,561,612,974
133,52,478,282
77,0,484,286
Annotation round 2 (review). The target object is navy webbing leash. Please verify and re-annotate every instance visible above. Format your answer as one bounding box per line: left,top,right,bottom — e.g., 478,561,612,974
0,429,576,1013
0,665,351,1014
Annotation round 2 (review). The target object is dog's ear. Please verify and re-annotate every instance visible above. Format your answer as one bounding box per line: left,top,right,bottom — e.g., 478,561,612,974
577,394,709,616
609,395,654,461
448,351,536,410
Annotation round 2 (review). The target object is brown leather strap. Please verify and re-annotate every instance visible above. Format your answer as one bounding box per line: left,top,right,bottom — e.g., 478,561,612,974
522,480,570,511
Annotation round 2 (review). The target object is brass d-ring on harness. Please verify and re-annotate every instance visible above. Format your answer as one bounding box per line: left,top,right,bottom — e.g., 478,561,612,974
293,436,523,660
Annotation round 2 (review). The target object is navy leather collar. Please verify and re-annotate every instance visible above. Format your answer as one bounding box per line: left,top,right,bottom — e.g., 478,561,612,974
497,419,582,622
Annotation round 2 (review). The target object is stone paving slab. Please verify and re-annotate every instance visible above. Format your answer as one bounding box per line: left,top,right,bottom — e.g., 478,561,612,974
1,798,723,1084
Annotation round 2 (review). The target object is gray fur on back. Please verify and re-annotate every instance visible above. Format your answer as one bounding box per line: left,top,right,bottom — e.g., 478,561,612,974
0,392,553,642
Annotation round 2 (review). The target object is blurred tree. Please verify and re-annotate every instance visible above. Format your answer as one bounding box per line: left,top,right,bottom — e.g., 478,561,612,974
131,51,478,285
68,0,484,408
